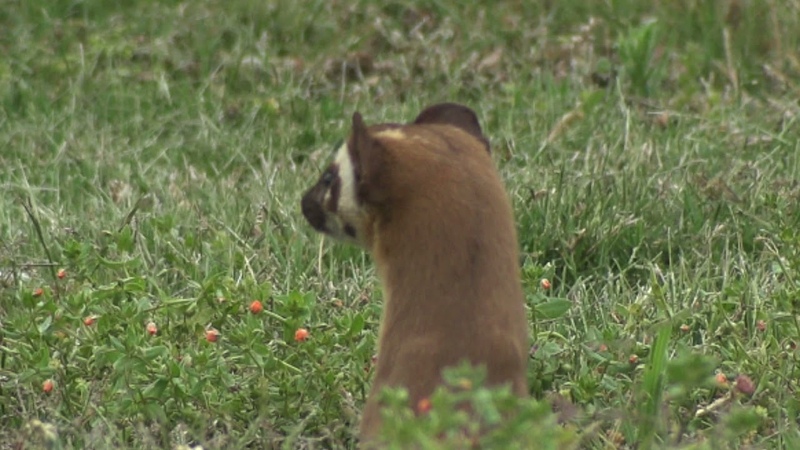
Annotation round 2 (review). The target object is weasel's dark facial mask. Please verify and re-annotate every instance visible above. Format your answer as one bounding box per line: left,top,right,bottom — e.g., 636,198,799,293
301,140,364,246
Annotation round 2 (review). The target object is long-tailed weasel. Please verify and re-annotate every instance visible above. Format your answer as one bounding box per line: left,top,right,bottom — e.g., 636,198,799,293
300,103,529,446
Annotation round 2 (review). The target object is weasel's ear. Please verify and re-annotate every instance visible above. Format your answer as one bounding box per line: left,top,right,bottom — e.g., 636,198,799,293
351,112,388,204
413,103,490,153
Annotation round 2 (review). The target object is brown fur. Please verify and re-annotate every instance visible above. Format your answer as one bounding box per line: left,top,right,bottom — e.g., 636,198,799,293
300,104,529,448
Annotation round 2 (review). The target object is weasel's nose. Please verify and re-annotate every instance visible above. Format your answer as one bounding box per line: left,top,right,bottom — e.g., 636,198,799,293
301,190,327,232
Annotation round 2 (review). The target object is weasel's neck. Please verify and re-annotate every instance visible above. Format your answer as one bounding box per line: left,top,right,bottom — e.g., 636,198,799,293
374,217,489,330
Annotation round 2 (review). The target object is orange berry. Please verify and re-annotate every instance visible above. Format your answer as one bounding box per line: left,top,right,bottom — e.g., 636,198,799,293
417,397,432,414
249,300,263,314
42,379,54,393
540,278,552,290
294,328,309,342
57,268,66,279
33,288,44,297
205,328,220,343
715,372,728,386
628,354,639,365
146,321,158,336
83,316,96,326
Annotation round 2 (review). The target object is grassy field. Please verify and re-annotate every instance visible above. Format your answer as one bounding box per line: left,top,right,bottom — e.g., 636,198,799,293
2,0,800,448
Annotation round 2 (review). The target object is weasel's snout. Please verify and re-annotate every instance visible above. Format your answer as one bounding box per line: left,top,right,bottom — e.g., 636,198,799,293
301,189,327,232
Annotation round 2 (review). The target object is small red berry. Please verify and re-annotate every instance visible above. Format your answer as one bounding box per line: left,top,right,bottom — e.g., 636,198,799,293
540,278,552,290
598,343,608,352
83,316,96,326
417,397,432,413
206,328,220,343
628,354,639,364
249,300,263,314
715,372,728,387
57,268,66,279
42,379,54,393
33,288,44,297
734,374,755,395
146,321,158,336
294,328,309,342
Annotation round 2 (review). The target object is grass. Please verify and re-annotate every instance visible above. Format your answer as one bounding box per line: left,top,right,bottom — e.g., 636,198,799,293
1,0,799,448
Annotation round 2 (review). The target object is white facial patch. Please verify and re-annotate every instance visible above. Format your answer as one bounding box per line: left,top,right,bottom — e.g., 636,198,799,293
319,141,364,246
334,142,358,218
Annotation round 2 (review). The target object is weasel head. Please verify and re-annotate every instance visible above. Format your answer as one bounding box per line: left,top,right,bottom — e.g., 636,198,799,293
300,109,386,248
300,103,489,248
300,137,365,247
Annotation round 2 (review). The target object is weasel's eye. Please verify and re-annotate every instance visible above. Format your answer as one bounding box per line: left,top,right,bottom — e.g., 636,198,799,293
321,171,335,186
